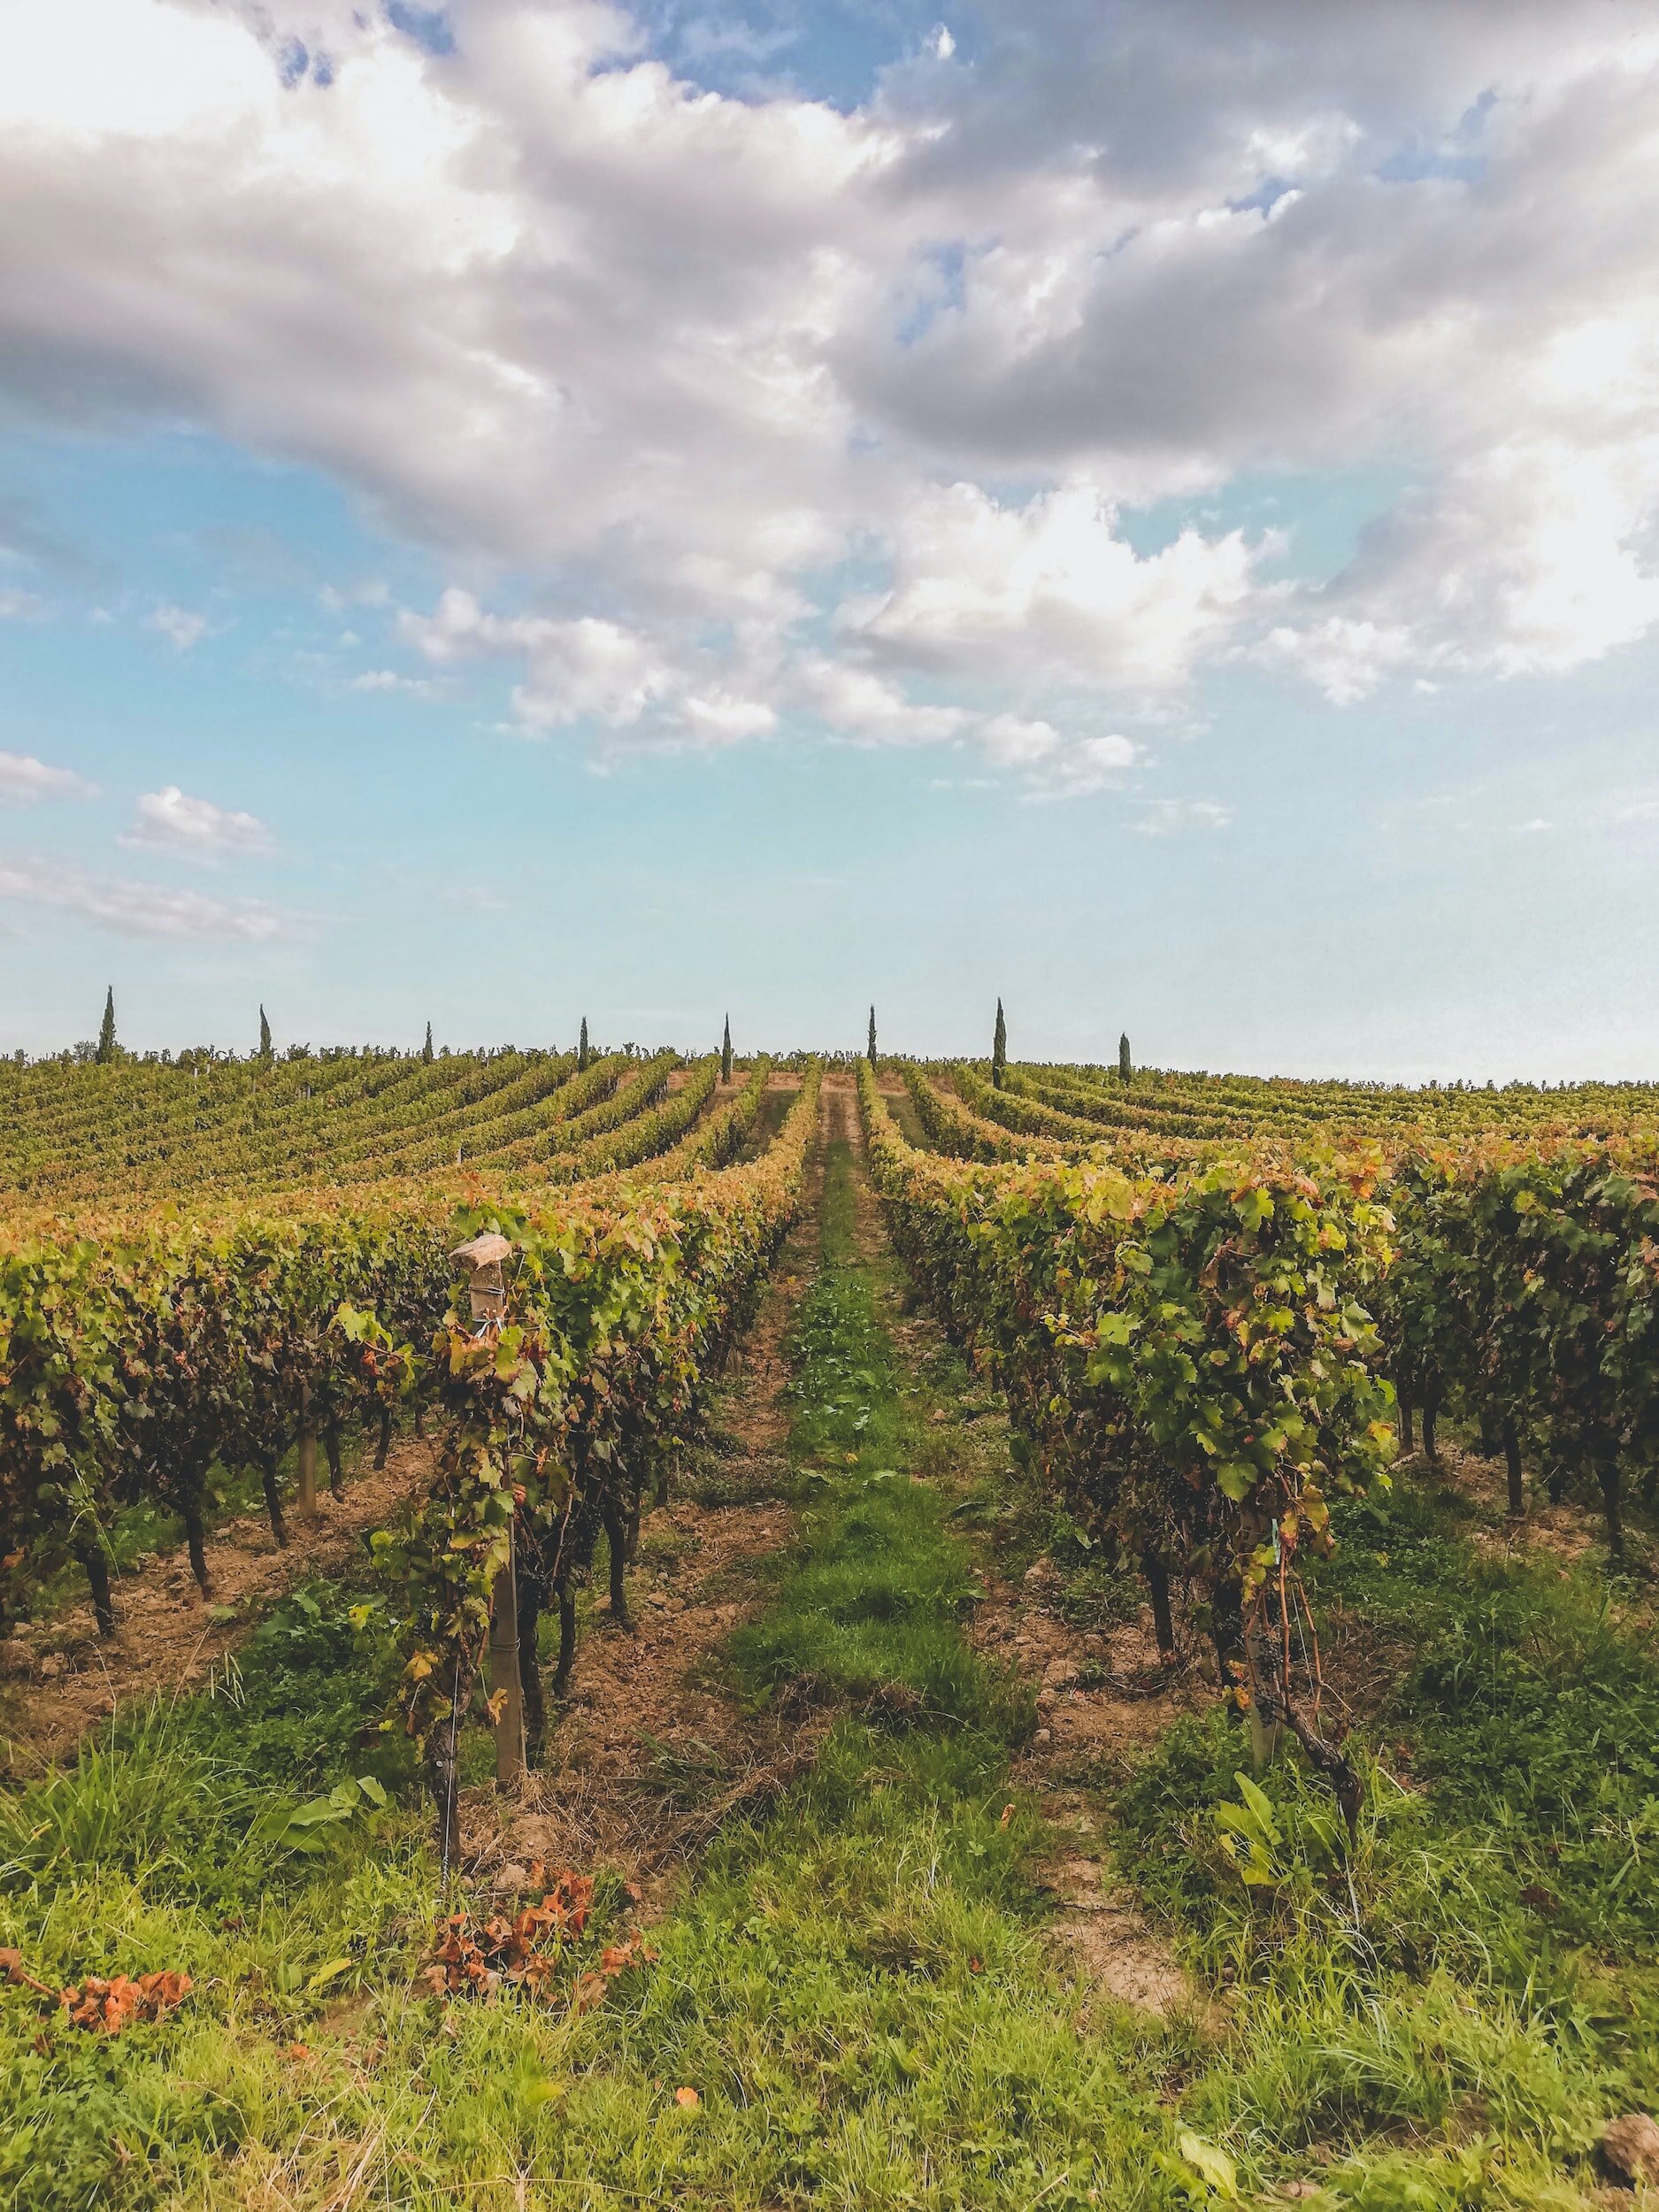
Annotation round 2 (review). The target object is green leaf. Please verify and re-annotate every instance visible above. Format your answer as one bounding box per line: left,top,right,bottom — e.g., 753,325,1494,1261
1233,1771,1282,1846
1178,2131,1239,2200
249,1800,300,1847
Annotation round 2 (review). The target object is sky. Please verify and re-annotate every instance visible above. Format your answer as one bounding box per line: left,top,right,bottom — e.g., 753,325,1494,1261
3,0,1659,1079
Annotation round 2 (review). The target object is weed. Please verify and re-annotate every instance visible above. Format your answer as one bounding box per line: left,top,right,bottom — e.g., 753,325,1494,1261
1108,1463,1659,2198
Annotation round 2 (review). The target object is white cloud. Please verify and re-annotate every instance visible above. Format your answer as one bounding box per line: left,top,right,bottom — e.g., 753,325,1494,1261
0,588,47,621
1,0,1658,749
402,585,783,744
349,667,436,695
840,483,1263,695
1029,734,1140,799
0,856,283,941
979,715,1137,797
979,713,1065,769
0,749,96,805
401,589,681,728
120,784,273,858
147,603,210,652
1253,618,1417,706
1135,798,1233,835
792,657,968,745
511,622,678,731
675,692,778,743
1261,449,1659,702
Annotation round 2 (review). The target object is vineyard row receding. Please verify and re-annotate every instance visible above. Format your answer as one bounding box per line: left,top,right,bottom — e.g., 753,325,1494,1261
7,1044,1659,1834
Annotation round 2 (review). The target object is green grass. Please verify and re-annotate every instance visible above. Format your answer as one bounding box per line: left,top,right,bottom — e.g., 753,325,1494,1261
1102,1469,1659,2208
730,1153,1025,1734
0,1585,434,2209
1323,1482,1659,1952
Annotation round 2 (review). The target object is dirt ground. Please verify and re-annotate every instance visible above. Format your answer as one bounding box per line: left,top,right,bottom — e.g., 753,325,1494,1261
1429,1434,1603,1565
0,1439,434,1778
969,1563,1205,2018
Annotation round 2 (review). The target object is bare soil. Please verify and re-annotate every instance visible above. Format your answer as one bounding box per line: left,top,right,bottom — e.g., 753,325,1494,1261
820,1066,860,1137
971,1566,1205,2018
1421,1436,1601,1566
0,1439,434,1777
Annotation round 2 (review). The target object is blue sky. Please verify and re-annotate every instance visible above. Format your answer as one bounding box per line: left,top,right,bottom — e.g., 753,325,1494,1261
4,0,1658,1078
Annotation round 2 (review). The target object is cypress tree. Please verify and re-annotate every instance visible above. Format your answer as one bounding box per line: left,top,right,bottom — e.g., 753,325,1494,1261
867,1004,878,1070
578,1018,589,1074
992,998,1007,1090
423,1021,434,1064
96,987,117,1064
258,1004,273,1059
721,1014,733,1084
1119,1032,1133,1085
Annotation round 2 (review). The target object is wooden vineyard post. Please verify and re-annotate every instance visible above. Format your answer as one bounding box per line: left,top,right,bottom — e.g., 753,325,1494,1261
452,1230,522,1785
490,1525,526,1788
297,1388,319,1520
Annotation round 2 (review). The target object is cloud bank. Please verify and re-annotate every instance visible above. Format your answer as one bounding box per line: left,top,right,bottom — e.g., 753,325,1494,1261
3,0,1657,782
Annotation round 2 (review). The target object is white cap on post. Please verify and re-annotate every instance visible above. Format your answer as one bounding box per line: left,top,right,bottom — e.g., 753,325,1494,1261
451,1230,512,1325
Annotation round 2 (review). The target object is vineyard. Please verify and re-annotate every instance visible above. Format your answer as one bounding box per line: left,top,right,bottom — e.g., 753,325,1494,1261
3,1041,1659,2210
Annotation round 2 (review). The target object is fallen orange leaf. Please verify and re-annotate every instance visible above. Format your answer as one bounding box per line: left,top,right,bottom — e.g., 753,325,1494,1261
673,2087,701,2110
58,1970,192,2034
